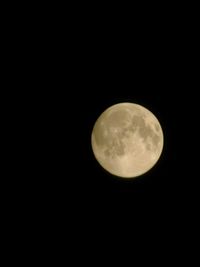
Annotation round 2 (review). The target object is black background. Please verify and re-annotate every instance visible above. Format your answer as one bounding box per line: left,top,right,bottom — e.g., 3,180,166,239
5,3,199,262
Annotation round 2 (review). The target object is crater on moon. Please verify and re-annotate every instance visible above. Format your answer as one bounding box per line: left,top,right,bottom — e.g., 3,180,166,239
91,103,164,178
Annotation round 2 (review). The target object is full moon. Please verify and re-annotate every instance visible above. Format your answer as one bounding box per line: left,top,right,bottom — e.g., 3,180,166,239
91,103,164,178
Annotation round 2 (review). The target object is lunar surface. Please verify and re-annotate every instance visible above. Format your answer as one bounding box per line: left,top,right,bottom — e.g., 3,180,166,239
91,103,164,178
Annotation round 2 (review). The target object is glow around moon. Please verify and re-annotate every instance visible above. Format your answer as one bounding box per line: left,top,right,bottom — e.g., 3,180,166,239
91,103,164,178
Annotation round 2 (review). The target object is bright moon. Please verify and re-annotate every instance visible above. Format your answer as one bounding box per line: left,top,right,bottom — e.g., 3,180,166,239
91,103,164,178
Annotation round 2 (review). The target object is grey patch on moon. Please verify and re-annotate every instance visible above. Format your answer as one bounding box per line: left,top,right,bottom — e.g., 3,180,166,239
130,115,161,152
92,124,107,147
146,143,151,151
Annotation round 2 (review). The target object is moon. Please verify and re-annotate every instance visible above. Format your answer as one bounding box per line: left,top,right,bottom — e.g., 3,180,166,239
91,102,164,178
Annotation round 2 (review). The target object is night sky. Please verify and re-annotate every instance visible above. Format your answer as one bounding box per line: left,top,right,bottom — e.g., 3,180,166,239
10,5,198,261
40,15,198,251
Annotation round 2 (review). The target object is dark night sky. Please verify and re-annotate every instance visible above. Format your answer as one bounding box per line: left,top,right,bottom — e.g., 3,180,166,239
34,9,198,239
55,19,198,248
9,5,199,261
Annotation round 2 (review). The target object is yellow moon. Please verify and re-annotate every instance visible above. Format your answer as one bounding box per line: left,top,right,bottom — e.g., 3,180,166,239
91,103,164,178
